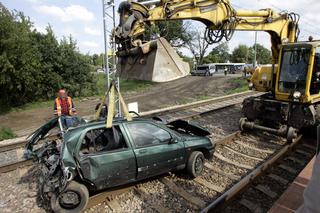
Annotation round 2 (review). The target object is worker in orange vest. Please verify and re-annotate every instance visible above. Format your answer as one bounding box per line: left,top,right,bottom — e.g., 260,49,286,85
54,89,76,116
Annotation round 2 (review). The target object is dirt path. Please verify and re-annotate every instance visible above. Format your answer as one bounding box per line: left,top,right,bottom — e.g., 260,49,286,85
0,75,244,136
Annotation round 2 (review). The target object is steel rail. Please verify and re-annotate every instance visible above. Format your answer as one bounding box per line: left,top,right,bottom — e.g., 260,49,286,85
0,91,257,154
0,92,256,174
200,135,303,213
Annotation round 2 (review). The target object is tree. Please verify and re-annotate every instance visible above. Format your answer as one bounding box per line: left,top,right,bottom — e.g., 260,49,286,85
203,42,230,64
231,44,250,63
145,20,192,47
0,11,43,107
140,0,192,47
185,28,210,65
248,44,272,65
0,7,96,110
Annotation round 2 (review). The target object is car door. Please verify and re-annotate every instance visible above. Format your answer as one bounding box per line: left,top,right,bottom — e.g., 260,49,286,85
125,122,186,179
77,125,137,190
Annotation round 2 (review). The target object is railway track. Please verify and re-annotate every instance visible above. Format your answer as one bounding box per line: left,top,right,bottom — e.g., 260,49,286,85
0,90,316,212
0,90,259,174
84,131,315,213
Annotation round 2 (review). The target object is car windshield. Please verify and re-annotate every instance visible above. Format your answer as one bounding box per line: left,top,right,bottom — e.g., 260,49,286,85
278,47,311,93
197,66,208,70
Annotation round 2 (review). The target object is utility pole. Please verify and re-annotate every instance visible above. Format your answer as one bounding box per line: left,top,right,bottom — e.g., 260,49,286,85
102,0,121,117
253,32,257,68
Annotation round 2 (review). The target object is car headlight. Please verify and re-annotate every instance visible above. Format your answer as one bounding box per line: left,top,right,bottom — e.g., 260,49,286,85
293,91,301,100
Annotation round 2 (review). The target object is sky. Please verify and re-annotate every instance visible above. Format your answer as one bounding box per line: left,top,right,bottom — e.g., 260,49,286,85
2,0,320,56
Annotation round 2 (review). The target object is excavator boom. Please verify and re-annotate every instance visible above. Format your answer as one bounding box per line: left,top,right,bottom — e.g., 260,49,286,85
114,0,299,82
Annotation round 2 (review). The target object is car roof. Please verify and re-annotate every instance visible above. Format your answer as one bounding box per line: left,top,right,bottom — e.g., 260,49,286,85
67,117,156,132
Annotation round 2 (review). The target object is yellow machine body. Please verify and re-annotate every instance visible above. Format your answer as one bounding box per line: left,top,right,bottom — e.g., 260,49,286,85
115,0,298,82
250,65,275,92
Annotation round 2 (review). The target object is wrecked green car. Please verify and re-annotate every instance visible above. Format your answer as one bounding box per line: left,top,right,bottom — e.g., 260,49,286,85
26,116,214,212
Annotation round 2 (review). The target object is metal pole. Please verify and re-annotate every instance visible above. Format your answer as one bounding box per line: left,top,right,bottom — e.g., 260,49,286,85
253,32,257,68
102,0,110,89
102,0,122,118
317,125,320,156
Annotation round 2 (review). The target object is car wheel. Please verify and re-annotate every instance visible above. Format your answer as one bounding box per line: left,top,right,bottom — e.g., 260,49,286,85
205,71,210,76
187,151,205,178
51,181,89,213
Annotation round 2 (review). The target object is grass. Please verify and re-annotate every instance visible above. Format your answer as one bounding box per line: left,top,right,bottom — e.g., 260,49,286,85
226,77,249,95
1,74,155,114
95,73,155,95
0,127,17,141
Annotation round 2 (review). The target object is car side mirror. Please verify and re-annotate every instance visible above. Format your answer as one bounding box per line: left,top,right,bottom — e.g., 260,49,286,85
169,137,178,144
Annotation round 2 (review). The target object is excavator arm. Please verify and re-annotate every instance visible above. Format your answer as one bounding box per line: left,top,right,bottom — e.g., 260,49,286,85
114,0,299,82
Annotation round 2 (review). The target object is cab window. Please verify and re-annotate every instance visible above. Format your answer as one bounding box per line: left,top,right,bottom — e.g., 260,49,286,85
310,48,320,95
126,123,171,148
79,126,127,155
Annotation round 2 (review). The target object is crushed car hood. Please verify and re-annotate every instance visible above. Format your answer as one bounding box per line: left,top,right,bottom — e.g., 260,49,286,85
26,117,60,150
167,119,210,136
26,116,87,153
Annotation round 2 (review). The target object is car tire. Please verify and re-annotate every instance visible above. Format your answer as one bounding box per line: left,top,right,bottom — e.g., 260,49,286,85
187,151,205,178
51,181,89,213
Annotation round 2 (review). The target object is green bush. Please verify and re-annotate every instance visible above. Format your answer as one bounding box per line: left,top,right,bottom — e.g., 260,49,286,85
0,9,96,111
0,127,17,141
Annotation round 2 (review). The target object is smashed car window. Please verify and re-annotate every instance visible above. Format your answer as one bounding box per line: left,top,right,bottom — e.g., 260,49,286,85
79,126,127,155
127,123,171,148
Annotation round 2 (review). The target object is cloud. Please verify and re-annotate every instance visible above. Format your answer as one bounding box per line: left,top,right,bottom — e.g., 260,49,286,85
84,27,102,36
82,41,99,48
32,24,47,34
34,4,95,22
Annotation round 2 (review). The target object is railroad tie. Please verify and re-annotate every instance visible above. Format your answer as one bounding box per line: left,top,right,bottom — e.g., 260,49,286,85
239,199,263,213
204,163,241,180
160,177,206,209
286,156,305,166
278,164,297,174
301,143,316,151
254,184,277,199
233,140,275,154
194,177,225,193
223,145,264,161
215,132,239,145
267,174,289,185
214,152,254,170
296,149,313,157
134,186,171,213
106,199,122,212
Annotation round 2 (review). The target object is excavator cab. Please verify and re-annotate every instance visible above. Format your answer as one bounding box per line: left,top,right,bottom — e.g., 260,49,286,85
242,41,320,142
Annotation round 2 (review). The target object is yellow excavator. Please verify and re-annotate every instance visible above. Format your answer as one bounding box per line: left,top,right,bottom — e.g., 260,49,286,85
114,0,320,142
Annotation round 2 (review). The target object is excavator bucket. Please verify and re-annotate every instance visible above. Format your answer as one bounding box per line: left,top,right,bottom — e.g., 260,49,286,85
116,38,190,82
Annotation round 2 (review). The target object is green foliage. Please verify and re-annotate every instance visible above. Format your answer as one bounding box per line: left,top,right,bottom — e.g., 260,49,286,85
231,44,272,64
248,44,272,64
0,9,96,110
145,20,191,47
203,42,230,64
226,78,248,94
231,44,250,63
0,127,17,141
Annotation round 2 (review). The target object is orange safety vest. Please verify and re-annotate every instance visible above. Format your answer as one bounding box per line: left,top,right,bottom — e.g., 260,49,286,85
55,97,73,116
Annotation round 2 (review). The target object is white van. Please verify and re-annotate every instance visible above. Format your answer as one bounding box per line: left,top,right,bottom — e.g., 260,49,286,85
191,64,216,76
